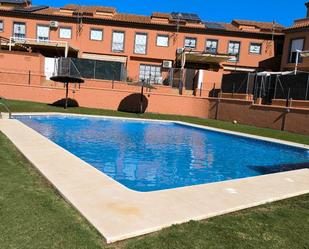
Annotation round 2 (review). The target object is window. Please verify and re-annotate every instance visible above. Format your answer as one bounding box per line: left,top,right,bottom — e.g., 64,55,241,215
134,33,147,54
90,28,103,41
205,39,218,54
13,22,26,40
0,21,3,32
139,64,162,84
156,35,169,47
249,43,262,54
228,41,241,62
184,37,197,49
37,25,49,42
112,31,125,52
59,27,72,39
289,38,304,63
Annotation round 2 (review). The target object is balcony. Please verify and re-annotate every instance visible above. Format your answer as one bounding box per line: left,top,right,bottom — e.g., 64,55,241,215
1,37,79,57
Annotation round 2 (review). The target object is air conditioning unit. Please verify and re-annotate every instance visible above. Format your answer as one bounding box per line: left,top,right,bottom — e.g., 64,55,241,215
50,21,59,29
162,60,172,68
176,48,184,54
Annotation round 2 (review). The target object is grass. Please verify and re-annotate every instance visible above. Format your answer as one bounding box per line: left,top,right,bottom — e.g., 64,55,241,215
0,131,104,249
1,99,309,145
1,98,309,248
1,131,309,249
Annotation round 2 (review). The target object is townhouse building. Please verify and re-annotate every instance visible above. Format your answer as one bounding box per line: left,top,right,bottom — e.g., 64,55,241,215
281,2,309,72
0,0,284,95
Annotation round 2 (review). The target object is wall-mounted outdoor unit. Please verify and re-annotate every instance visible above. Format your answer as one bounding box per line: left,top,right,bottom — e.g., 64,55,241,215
50,21,59,29
162,60,173,68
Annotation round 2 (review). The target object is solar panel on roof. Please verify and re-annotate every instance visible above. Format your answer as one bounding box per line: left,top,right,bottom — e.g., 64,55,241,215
204,22,226,30
0,0,30,3
13,5,48,13
171,12,201,22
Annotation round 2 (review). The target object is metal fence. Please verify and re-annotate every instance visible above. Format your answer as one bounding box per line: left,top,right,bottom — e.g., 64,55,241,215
54,57,127,82
221,73,256,95
221,72,309,104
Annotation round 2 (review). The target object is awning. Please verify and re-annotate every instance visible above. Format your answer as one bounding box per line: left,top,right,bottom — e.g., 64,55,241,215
82,53,127,63
177,51,233,71
183,52,232,64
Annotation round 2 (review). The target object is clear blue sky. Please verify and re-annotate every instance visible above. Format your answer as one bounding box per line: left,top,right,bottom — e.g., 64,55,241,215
33,0,307,27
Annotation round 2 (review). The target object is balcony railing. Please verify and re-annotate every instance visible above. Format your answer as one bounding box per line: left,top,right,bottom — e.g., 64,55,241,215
8,37,70,57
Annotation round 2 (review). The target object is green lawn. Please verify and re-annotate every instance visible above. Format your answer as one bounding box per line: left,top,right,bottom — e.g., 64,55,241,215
0,99,309,249
1,99,309,145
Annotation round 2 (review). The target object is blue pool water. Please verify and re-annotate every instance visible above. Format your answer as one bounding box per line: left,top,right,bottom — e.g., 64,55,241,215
16,115,309,192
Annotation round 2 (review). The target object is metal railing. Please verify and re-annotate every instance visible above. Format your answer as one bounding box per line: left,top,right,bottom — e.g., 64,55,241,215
8,37,70,57
0,96,12,119
53,57,83,79
0,35,31,52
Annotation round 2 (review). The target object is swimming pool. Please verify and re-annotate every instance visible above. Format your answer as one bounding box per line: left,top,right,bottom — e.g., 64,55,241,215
16,115,309,192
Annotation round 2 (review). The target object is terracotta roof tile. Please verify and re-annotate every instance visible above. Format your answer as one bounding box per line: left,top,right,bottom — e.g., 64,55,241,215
232,19,285,31
286,18,309,31
0,5,285,35
113,13,151,23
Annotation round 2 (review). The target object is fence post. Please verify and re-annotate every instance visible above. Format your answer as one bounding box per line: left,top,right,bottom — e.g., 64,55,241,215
112,74,115,89
305,74,309,100
28,70,31,85
93,60,96,79
285,88,291,107
273,75,278,99
246,73,249,94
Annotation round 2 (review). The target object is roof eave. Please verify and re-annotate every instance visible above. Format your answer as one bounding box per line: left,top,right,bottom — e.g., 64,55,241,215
0,9,285,38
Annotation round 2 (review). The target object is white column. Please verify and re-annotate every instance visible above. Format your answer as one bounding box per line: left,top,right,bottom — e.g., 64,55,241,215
197,69,204,89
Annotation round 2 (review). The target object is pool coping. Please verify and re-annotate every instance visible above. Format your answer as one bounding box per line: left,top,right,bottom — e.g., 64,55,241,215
1,112,309,243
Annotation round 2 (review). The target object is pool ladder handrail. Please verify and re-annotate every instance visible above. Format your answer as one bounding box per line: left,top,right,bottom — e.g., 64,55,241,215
0,96,12,119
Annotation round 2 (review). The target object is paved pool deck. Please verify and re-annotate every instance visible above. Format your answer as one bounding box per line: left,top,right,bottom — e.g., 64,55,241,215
1,113,309,243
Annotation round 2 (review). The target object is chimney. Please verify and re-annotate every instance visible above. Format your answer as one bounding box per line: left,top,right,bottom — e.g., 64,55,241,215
306,2,309,17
